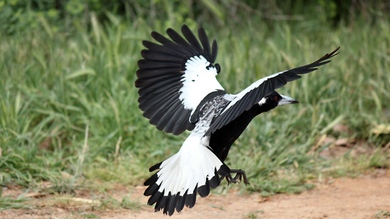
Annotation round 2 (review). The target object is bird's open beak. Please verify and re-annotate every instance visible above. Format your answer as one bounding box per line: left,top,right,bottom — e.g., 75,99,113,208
278,95,299,105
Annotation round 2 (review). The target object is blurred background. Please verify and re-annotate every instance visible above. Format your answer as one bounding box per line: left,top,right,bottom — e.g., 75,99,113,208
1,0,389,33
1,0,389,208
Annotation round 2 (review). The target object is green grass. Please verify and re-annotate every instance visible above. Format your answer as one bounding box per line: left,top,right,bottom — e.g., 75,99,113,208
0,195,29,210
1,13,389,209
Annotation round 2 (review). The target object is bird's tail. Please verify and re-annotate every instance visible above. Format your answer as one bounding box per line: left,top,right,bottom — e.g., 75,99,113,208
143,135,230,215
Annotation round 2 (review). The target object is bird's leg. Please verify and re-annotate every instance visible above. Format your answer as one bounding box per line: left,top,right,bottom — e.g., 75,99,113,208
220,169,250,185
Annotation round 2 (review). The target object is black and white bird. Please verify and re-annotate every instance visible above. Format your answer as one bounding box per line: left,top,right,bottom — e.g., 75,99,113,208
135,25,339,215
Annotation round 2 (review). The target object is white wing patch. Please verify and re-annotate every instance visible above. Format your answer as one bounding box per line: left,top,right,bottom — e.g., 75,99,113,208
179,56,224,112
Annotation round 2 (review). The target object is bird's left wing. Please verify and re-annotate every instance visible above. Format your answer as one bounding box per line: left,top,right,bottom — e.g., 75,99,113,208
206,47,339,135
136,25,225,135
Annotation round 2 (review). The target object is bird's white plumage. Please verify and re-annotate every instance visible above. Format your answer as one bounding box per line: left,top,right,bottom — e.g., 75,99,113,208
179,55,224,112
258,97,267,105
155,133,223,196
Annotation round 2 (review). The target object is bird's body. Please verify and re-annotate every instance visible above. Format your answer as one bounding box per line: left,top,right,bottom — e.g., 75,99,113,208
210,92,283,161
135,25,339,215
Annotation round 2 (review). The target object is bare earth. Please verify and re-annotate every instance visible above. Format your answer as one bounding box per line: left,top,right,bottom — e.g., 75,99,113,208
1,170,389,219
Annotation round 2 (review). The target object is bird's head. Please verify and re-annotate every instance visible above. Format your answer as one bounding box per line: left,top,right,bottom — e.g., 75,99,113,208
258,92,298,111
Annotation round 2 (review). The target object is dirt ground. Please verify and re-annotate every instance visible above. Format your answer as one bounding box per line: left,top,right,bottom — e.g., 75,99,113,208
1,170,389,219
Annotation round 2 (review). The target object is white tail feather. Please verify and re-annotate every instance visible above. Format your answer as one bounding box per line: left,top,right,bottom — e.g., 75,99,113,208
156,133,223,196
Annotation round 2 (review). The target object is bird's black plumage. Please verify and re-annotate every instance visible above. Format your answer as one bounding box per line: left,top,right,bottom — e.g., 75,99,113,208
135,24,339,216
209,92,286,161
206,48,339,136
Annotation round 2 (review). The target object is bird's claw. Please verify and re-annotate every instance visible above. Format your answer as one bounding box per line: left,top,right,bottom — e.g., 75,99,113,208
221,169,250,185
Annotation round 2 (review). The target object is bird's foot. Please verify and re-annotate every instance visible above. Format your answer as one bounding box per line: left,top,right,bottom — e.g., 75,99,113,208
221,169,250,185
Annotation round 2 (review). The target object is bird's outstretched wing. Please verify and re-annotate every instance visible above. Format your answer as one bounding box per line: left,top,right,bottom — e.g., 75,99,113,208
135,25,225,135
206,47,340,135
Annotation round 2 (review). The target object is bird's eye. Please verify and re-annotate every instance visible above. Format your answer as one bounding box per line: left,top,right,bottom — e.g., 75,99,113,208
274,96,280,101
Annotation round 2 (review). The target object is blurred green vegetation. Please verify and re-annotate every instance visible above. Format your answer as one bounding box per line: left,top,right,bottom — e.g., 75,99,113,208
0,0,389,208
1,0,389,34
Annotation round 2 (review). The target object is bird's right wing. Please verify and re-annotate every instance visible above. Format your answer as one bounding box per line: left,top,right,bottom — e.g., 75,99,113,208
206,47,340,135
